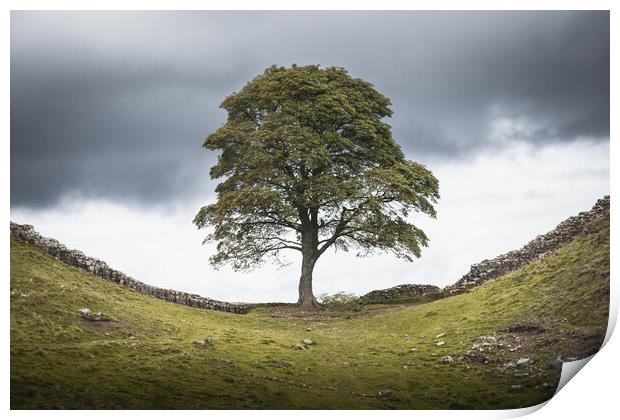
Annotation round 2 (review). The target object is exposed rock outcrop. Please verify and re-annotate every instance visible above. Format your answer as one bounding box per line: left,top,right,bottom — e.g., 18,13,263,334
445,195,609,294
10,222,249,314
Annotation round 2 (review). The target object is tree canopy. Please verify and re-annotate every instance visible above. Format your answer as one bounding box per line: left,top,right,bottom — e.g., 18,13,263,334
194,65,439,306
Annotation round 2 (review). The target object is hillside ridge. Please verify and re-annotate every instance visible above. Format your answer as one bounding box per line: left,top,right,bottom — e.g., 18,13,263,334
445,195,609,294
9,195,609,310
9,222,248,314
351,196,609,303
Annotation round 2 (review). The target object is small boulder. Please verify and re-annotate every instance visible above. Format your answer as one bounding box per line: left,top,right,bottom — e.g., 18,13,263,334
435,332,446,338
302,338,314,345
193,338,214,347
79,308,91,317
516,358,532,366
436,341,446,347
377,389,395,399
440,356,453,364
471,336,498,349
464,349,488,364
293,343,306,350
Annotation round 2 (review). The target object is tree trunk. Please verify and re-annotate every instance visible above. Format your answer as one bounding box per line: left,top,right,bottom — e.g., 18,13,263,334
297,243,319,307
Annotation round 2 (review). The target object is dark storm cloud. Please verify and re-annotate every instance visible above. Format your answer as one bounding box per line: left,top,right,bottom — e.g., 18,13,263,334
11,11,609,208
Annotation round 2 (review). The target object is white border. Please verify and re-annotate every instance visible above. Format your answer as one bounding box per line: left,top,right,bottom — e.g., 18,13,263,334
2,2,616,419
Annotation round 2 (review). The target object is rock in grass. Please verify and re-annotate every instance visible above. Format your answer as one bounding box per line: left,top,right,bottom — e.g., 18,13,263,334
471,336,498,349
293,343,306,350
436,341,446,347
516,357,531,366
302,338,314,345
79,308,91,318
410,347,418,352
440,356,453,363
435,332,446,338
193,338,214,347
464,349,488,363
378,389,395,399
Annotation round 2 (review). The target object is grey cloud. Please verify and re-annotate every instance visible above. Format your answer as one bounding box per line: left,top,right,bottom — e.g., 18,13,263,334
11,11,609,208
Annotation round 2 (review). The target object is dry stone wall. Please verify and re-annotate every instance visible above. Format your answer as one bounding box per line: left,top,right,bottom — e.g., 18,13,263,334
360,284,442,304
445,195,610,294
10,222,249,314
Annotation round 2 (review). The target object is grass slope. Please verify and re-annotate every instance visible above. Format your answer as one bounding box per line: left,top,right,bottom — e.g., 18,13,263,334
10,211,609,409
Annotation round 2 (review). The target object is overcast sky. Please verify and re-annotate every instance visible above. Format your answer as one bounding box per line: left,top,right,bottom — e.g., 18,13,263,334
10,11,610,302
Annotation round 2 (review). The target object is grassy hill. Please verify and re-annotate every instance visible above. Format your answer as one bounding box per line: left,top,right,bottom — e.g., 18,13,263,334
10,208,609,409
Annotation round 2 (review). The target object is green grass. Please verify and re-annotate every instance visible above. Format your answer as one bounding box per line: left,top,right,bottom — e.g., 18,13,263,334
10,211,609,409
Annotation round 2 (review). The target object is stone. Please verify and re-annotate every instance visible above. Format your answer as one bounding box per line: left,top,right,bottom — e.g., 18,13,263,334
471,336,498,351
79,308,91,317
193,338,214,347
293,343,306,350
360,284,442,304
302,338,314,345
436,341,445,347
440,356,453,363
435,332,446,338
410,348,418,352
377,389,395,399
464,349,488,363
516,358,531,366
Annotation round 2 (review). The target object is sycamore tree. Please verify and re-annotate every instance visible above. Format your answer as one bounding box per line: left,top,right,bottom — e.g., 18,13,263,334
194,65,439,307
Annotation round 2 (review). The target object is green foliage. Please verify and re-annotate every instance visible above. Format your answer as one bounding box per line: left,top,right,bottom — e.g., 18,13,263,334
194,65,440,274
10,208,609,408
